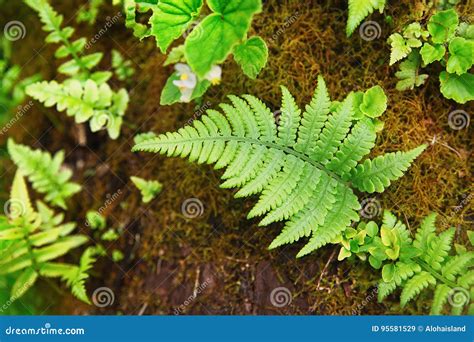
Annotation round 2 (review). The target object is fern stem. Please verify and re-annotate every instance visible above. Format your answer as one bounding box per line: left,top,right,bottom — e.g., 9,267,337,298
415,257,458,288
60,38,89,75
39,3,90,75
55,32,90,76
21,221,41,273
140,136,348,185
44,277,66,297
41,108,64,133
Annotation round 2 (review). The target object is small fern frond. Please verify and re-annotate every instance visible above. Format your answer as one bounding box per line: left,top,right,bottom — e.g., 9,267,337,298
326,118,377,176
392,261,421,285
295,75,331,155
24,0,105,78
296,183,360,257
400,271,436,307
430,284,452,315
422,228,455,270
356,212,473,314
441,253,474,281
26,80,129,139
276,86,301,146
311,94,355,165
131,176,163,203
457,271,474,288
133,77,424,257
7,139,81,209
66,247,97,304
377,280,397,302
377,261,421,302
350,145,426,193
0,171,88,302
413,212,437,251
346,0,386,36
24,0,129,139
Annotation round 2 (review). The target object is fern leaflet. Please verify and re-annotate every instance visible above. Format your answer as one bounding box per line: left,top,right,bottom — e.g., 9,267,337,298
8,139,81,209
347,0,386,36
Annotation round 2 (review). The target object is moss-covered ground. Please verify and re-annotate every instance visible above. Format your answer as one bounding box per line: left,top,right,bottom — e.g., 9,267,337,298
0,0,472,315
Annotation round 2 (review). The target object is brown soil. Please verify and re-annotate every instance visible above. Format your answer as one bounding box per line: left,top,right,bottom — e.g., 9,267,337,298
0,0,472,315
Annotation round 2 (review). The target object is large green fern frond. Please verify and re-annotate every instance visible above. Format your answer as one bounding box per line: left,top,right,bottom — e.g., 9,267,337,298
133,75,425,257
347,0,386,36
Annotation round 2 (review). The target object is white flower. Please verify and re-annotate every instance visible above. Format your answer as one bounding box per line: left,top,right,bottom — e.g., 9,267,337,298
205,65,222,86
173,63,197,103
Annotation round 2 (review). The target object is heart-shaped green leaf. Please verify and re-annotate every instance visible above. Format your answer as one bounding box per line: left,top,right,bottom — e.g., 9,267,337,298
427,9,459,44
338,247,352,261
439,71,474,104
233,36,268,79
369,255,383,269
446,37,474,75
185,0,262,77
382,263,396,282
365,221,379,237
150,0,203,53
420,43,445,65
359,85,387,118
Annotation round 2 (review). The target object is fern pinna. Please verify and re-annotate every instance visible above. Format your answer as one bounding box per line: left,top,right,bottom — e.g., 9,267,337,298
0,171,94,303
347,0,386,36
133,75,426,257
341,211,474,315
8,139,81,209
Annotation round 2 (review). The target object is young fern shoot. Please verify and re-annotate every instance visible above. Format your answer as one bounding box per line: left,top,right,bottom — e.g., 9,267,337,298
133,75,426,257
24,0,130,139
131,176,163,203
